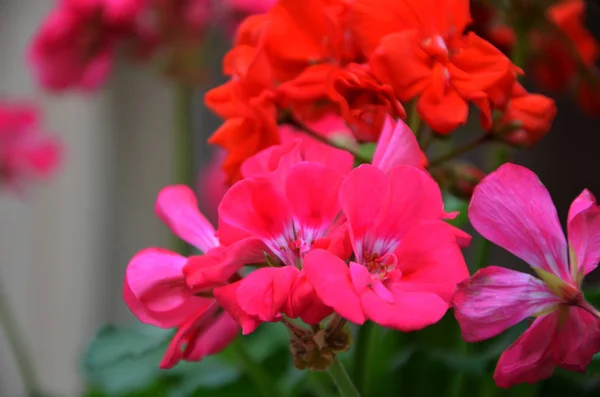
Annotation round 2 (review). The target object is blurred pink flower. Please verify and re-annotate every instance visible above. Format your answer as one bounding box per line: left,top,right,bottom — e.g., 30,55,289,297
224,0,275,14
0,102,61,191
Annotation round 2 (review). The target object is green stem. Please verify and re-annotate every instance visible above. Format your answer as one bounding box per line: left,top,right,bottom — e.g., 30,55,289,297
360,323,380,396
407,100,421,137
0,282,40,396
327,355,362,397
232,340,280,397
173,84,194,256
428,135,490,168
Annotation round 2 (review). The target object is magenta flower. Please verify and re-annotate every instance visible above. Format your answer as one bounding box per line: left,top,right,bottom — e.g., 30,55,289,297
303,164,470,330
0,102,60,190
452,163,600,388
123,185,266,368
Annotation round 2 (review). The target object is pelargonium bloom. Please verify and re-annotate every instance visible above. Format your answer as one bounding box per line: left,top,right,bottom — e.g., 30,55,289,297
0,102,61,190
304,164,469,330
124,185,266,368
453,163,600,388
350,0,518,134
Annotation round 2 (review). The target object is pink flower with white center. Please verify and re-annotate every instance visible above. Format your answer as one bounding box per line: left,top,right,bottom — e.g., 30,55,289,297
124,185,267,367
452,163,600,388
0,102,61,191
213,161,349,330
303,164,470,330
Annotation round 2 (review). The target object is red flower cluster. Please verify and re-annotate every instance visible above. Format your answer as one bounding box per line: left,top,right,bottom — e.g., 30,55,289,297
206,0,556,182
29,0,273,91
0,102,61,191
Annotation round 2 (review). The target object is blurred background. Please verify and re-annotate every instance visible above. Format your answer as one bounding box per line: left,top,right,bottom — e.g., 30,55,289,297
1,0,600,396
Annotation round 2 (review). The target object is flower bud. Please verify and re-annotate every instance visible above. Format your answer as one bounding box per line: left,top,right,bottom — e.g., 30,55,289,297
431,162,485,200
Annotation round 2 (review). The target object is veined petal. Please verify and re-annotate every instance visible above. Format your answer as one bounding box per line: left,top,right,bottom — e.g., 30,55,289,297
567,189,600,280
236,266,299,322
552,306,600,372
469,163,569,281
372,116,423,172
218,177,296,265
453,266,561,342
494,313,559,388
303,249,366,324
155,185,219,253
285,162,344,244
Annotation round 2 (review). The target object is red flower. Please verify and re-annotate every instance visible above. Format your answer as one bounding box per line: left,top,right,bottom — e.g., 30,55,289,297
350,0,517,134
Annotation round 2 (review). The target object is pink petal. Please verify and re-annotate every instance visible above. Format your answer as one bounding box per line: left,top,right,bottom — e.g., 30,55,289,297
155,185,219,253
360,287,448,331
284,271,332,324
494,313,558,388
469,163,569,281
218,177,296,265
213,282,262,335
312,221,353,261
552,306,600,372
124,248,209,328
183,237,270,291
339,165,390,259
394,221,470,302
349,261,370,293
453,266,561,342
236,266,299,322
303,249,366,324
568,189,596,223
184,312,239,362
159,303,221,369
372,116,423,172
285,162,344,243
567,190,600,280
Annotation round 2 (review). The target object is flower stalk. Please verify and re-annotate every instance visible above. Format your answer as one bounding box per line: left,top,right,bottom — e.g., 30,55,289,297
327,355,362,397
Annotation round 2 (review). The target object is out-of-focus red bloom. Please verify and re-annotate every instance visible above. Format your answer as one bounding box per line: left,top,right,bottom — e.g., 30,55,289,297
350,0,517,134
0,102,61,190
492,83,556,147
453,164,600,388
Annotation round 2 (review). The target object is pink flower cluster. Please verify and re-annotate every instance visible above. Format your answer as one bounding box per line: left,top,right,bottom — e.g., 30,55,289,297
124,115,470,367
0,102,61,191
29,0,274,91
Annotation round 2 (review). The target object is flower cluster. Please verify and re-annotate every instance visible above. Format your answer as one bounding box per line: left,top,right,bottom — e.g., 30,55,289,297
0,102,61,191
29,0,273,91
121,0,600,390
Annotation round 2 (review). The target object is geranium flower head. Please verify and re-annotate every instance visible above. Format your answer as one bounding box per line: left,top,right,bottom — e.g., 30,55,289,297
304,164,469,330
452,163,600,388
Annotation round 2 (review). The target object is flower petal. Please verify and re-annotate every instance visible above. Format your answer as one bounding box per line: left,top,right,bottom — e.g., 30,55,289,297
236,266,299,322
183,312,239,363
469,163,569,281
214,281,262,335
218,177,296,265
360,287,448,331
372,116,423,172
284,271,332,324
567,190,600,279
304,249,366,324
552,306,600,372
494,313,559,388
394,221,470,302
155,185,219,253
285,162,344,243
453,266,561,342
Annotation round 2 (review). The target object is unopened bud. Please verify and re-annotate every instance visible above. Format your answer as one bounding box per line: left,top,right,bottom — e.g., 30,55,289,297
431,162,485,200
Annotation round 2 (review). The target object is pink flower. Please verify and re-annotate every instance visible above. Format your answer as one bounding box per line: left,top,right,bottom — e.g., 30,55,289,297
0,102,61,191
452,163,600,388
29,0,141,91
196,149,229,225
213,160,350,330
371,116,424,172
303,164,469,330
124,185,265,367
224,0,275,14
